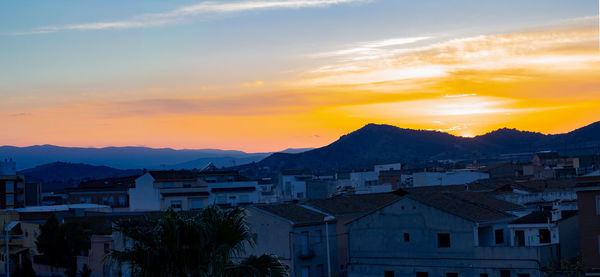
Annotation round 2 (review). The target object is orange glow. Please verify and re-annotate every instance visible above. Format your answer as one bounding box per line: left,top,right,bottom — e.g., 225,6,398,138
0,25,599,152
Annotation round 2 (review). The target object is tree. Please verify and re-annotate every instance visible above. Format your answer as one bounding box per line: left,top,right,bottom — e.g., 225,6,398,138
35,214,90,275
109,206,287,277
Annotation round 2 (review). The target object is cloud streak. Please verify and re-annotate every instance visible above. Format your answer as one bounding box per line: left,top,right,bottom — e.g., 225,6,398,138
16,0,367,34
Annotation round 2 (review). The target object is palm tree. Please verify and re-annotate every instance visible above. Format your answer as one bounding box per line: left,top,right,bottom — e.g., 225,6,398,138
109,206,287,277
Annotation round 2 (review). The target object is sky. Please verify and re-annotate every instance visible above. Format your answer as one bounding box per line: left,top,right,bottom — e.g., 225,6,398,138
0,0,599,152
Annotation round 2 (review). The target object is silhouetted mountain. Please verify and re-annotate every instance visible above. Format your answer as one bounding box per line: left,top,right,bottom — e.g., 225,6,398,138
18,162,142,192
0,145,272,170
238,121,600,175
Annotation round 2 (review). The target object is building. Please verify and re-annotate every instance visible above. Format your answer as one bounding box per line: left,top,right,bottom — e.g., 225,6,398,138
152,170,210,211
201,170,259,207
575,176,600,276
66,175,139,210
279,169,313,200
507,202,579,261
482,162,520,179
412,170,489,187
245,203,339,277
77,235,113,277
24,182,42,206
346,191,563,277
0,159,26,209
301,192,405,275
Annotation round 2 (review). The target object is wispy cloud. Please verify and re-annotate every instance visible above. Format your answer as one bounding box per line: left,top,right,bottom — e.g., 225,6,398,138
14,0,368,35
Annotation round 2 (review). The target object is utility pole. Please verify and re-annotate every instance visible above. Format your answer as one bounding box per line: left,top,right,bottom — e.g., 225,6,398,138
4,214,9,277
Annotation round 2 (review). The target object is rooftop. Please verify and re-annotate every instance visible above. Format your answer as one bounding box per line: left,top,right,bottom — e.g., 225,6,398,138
408,191,520,223
302,191,405,216
252,203,328,226
510,210,578,225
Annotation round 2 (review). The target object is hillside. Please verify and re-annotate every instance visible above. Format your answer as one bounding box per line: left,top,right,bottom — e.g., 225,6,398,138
19,162,142,192
238,121,600,175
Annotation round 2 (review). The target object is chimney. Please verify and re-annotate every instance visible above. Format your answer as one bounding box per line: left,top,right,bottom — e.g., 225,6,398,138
551,200,562,222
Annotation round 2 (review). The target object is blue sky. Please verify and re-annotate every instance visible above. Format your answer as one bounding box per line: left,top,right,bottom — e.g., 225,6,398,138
0,0,598,151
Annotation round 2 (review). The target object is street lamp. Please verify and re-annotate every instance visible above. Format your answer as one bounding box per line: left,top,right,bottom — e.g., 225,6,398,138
324,215,335,277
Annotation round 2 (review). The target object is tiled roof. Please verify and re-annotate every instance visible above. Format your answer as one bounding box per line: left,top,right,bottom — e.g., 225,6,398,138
68,175,139,191
150,170,197,182
408,192,518,223
252,203,328,226
510,210,578,225
535,152,561,159
302,191,405,216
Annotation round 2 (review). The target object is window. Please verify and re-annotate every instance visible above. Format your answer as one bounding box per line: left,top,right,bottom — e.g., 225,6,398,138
6,195,14,205
539,229,551,244
384,271,395,277
500,270,510,277
404,233,410,242
416,272,428,277
514,230,525,246
317,264,324,277
170,200,182,210
301,231,309,254
495,229,504,244
102,196,109,204
190,199,204,210
446,273,458,277
315,230,322,243
296,192,304,199
104,243,110,253
118,196,126,206
183,183,191,188
438,233,450,248
301,266,310,277
108,196,114,205
5,182,14,193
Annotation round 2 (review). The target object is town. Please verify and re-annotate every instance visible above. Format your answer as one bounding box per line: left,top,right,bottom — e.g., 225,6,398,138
1,147,599,277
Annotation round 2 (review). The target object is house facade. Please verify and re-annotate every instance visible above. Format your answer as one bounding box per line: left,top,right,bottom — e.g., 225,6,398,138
575,176,600,276
245,203,339,277
346,192,560,277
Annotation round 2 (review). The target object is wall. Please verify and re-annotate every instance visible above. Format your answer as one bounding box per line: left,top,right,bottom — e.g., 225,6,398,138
576,189,600,272
558,215,580,260
346,198,548,277
128,173,161,211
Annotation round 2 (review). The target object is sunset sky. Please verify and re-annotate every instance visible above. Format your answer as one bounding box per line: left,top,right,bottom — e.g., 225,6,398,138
1,0,599,152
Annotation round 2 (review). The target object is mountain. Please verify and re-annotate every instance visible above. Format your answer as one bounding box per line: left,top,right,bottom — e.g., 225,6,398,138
19,162,142,192
237,121,600,175
0,145,272,170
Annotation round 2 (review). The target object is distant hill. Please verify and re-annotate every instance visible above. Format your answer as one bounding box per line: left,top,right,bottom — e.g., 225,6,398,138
0,145,301,170
19,162,142,192
238,121,600,176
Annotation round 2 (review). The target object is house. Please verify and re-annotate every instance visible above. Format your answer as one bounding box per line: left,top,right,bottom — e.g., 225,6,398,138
76,235,113,277
301,192,405,275
346,191,562,277
508,202,579,260
245,203,339,277
575,176,600,276
66,175,139,210
1,159,25,209
482,162,520,179
279,169,313,200
154,170,210,210
201,170,259,207
24,182,42,206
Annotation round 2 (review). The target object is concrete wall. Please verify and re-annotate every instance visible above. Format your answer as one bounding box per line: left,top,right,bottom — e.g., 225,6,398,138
245,208,339,277
128,173,161,211
558,215,579,260
576,189,600,272
346,198,550,277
